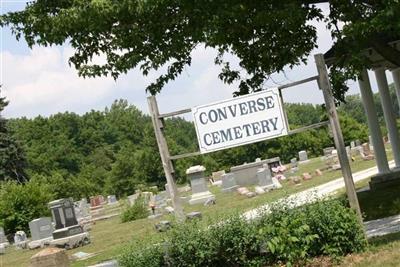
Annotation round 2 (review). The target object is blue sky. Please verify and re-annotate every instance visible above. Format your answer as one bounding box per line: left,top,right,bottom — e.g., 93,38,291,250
0,1,385,119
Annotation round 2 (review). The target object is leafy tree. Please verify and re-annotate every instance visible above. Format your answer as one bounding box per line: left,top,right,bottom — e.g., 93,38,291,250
2,1,400,99
0,180,53,237
6,97,370,197
285,103,324,128
337,84,399,125
0,94,28,183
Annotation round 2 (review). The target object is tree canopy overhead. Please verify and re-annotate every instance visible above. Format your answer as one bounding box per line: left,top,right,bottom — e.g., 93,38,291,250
2,1,400,99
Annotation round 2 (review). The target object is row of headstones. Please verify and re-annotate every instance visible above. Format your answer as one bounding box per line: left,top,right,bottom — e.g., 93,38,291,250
0,217,56,253
181,158,285,205
0,198,95,255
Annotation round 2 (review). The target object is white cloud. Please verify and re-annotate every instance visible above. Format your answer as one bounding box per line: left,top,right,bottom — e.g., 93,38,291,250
1,46,118,117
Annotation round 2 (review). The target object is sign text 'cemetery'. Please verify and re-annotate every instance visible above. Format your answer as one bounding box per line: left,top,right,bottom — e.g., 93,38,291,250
192,89,288,153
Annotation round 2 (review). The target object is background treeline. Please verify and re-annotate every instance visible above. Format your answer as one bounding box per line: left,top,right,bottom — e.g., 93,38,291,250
2,85,399,234
3,86,399,201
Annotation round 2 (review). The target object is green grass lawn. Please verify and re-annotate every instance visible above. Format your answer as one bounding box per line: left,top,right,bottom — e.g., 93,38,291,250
338,232,400,267
1,148,398,267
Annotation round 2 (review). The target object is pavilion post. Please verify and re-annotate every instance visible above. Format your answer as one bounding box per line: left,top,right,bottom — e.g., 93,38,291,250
374,68,400,168
358,69,390,174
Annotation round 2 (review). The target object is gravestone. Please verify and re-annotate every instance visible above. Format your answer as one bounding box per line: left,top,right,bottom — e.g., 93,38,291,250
107,195,118,204
272,177,283,189
383,135,389,143
323,147,335,156
369,136,373,149
350,141,355,148
355,139,361,146
48,198,90,249
0,227,7,244
186,165,215,205
254,186,265,195
211,170,225,182
298,150,309,163
360,143,374,160
256,168,274,191
291,176,301,185
362,143,372,155
75,199,91,222
28,217,54,249
221,173,239,193
230,157,281,186
246,192,256,198
29,218,53,241
186,211,202,220
14,230,28,249
302,172,312,180
90,195,103,208
237,187,250,195
331,150,341,170
290,158,298,174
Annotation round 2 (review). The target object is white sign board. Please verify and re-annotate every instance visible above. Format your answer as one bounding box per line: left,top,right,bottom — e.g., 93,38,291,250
192,88,288,154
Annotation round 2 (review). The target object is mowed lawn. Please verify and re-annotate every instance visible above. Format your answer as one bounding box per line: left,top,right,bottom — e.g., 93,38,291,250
1,149,399,267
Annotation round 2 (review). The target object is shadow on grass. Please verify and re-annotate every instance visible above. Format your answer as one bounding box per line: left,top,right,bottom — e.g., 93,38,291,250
357,183,400,221
369,231,400,247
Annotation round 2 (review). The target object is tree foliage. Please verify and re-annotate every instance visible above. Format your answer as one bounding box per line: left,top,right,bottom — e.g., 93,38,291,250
0,93,28,183
0,180,53,237
3,1,399,99
4,97,372,200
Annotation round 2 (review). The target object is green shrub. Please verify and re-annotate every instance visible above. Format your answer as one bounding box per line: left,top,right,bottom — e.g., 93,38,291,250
119,242,165,267
258,198,367,265
120,196,148,223
165,216,265,267
0,180,53,237
119,198,367,267
302,198,367,257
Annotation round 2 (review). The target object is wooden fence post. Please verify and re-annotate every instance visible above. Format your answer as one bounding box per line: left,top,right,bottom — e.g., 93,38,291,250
148,96,185,222
314,54,363,224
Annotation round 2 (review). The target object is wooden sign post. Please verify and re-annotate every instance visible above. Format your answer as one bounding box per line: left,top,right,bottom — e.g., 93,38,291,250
314,54,363,223
147,54,363,226
148,96,185,222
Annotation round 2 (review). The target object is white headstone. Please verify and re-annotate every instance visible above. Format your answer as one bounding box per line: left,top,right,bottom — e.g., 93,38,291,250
298,150,308,162
256,168,274,191
221,173,239,193
350,141,355,148
29,217,53,241
0,227,6,244
186,165,215,205
14,231,28,249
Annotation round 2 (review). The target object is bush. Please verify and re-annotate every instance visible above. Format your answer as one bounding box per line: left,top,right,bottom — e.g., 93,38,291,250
119,198,367,267
0,180,53,238
119,242,165,267
258,198,367,265
120,196,149,223
165,216,265,267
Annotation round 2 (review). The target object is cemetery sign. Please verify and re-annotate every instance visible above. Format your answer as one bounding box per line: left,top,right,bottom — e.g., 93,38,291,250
192,89,288,153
